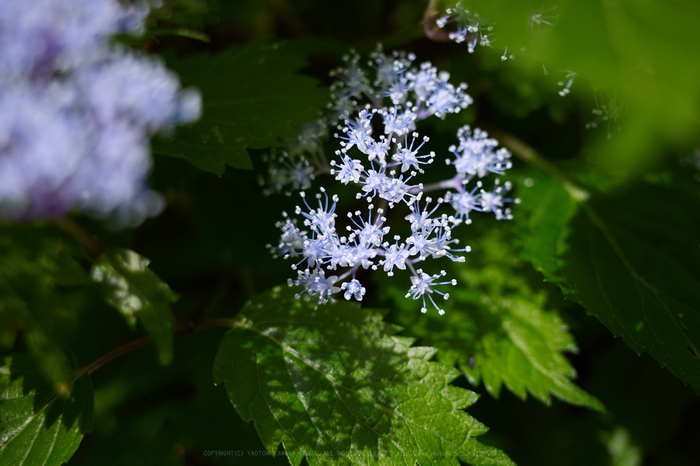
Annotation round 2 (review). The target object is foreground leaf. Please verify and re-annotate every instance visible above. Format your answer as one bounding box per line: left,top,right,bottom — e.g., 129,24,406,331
153,41,328,175
0,354,93,466
519,173,700,391
0,225,89,396
468,0,700,185
214,286,514,466
384,225,603,411
92,249,177,366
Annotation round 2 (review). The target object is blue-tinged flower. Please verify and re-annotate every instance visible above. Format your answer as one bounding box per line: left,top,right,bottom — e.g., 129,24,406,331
558,70,578,97
0,0,148,78
480,180,517,220
365,136,390,164
347,206,389,248
77,52,200,130
405,269,457,314
380,105,416,137
445,183,482,221
369,45,415,103
300,236,328,269
405,214,467,263
435,2,494,54
377,170,420,207
447,126,512,178
266,45,519,314
269,213,307,259
380,239,410,276
0,0,202,226
296,189,339,237
358,164,388,200
289,268,341,307
344,241,377,270
323,238,351,270
0,82,87,219
392,132,434,173
407,62,437,103
342,279,366,301
449,25,470,44
330,50,371,101
262,152,315,195
330,153,363,185
423,219,469,262
405,196,441,230
336,108,375,154
425,75,471,119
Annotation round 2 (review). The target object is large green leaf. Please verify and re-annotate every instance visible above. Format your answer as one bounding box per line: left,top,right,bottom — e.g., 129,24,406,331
0,225,89,396
91,249,177,366
0,354,93,466
213,286,514,466
152,41,328,175
383,225,603,411
518,172,700,391
464,0,700,185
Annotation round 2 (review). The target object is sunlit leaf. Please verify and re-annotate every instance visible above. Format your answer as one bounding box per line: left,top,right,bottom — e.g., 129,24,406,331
214,286,515,466
383,224,603,411
92,249,177,366
0,354,93,466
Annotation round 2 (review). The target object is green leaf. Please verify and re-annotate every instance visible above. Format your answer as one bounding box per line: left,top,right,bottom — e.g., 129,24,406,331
152,41,329,176
0,354,93,466
213,286,514,466
91,249,177,366
467,0,700,185
383,225,603,412
0,225,89,396
519,173,700,392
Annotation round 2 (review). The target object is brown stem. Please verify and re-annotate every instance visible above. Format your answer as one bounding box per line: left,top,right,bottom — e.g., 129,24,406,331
80,336,152,376
77,317,240,377
56,216,106,259
423,0,471,43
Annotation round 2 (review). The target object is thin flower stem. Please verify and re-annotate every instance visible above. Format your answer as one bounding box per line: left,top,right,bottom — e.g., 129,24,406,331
57,214,236,376
489,129,590,202
407,260,418,276
56,216,106,259
76,317,240,378
412,176,460,194
338,264,360,282
423,0,453,42
79,336,152,377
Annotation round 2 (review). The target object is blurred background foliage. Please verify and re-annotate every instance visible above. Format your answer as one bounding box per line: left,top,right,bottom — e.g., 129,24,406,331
1,0,699,465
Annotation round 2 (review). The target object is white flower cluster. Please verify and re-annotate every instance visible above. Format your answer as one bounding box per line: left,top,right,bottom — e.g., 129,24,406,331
435,2,494,54
266,46,517,314
0,0,201,226
434,3,558,63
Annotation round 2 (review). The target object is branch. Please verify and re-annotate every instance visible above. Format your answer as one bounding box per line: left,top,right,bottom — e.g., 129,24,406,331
489,129,590,202
423,0,472,43
56,216,106,259
77,317,241,378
